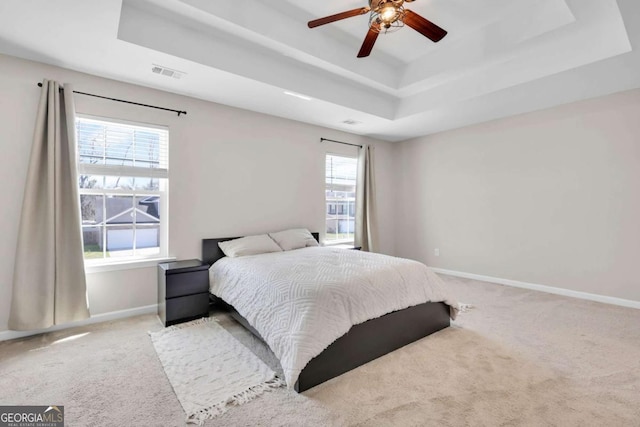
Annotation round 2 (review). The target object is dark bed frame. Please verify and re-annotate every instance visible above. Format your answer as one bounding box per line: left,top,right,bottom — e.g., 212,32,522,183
202,233,450,392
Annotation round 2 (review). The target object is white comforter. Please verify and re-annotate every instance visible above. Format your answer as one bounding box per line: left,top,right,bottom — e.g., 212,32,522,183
209,247,458,388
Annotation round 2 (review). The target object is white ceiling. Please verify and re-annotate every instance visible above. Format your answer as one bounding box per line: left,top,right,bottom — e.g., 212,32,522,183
0,0,638,141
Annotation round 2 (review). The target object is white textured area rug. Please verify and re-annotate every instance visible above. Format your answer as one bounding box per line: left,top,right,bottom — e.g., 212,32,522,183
149,317,285,424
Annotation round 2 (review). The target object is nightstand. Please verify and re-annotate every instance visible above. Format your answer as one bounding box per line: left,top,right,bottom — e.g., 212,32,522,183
158,259,210,327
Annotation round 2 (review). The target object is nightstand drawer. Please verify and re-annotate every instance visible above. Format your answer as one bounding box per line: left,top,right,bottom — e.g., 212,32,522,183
166,293,209,324
158,259,210,327
166,269,209,298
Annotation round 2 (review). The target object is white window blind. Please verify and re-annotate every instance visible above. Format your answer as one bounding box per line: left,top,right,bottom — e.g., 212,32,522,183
77,117,168,179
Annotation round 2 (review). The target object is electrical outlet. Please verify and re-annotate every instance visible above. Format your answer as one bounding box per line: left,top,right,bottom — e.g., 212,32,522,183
435,248,440,256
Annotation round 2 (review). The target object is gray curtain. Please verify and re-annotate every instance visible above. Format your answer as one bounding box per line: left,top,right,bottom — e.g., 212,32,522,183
355,144,377,252
9,80,89,331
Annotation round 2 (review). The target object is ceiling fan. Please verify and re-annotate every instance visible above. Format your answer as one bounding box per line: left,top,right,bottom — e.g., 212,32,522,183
307,0,447,58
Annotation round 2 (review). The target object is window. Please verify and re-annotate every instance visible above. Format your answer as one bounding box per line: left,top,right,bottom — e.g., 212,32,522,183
76,116,168,263
325,154,357,244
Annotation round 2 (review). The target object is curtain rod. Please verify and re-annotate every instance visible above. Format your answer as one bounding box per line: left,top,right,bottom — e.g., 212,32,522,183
320,137,362,148
36,82,187,116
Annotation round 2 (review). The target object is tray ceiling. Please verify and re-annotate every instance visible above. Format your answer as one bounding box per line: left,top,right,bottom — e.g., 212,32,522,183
0,0,637,141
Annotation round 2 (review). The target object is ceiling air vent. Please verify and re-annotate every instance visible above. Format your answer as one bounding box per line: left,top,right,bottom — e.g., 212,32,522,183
342,119,362,126
151,64,186,80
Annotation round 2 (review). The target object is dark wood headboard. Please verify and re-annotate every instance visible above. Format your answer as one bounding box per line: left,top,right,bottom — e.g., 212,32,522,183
202,232,320,266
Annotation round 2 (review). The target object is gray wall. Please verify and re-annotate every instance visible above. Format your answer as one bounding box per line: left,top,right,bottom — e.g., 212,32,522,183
395,89,640,302
2,52,639,334
0,54,397,332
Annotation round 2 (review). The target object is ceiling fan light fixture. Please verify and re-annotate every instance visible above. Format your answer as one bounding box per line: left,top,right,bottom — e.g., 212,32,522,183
369,7,405,33
380,6,397,21
369,0,405,34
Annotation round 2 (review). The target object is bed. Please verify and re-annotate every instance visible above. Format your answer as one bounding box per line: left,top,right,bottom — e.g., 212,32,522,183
202,233,457,392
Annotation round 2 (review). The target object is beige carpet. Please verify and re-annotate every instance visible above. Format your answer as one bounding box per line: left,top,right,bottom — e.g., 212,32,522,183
1,275,639,426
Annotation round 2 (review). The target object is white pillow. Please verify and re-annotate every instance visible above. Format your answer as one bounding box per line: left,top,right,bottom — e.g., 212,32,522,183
218,234,282,258
268,228,319,251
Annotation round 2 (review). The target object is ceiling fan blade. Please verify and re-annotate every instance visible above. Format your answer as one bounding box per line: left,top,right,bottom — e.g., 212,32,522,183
308,7,370,28
357,28,379,58
403,10,447,42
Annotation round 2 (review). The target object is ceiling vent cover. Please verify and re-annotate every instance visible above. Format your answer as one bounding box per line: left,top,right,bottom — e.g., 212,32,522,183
151,64,185,80
342,119,362,126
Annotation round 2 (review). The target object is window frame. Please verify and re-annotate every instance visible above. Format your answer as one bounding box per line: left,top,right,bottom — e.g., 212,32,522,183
325,152,358,246
76,114,169,267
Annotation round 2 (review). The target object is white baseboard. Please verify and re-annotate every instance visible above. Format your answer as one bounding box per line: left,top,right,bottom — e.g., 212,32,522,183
431,267,640,310
0,304,158,342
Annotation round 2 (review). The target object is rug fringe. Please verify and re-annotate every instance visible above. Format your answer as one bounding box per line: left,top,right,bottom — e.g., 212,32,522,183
148,317,218,337
186,376,286,425
458,302,474,312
